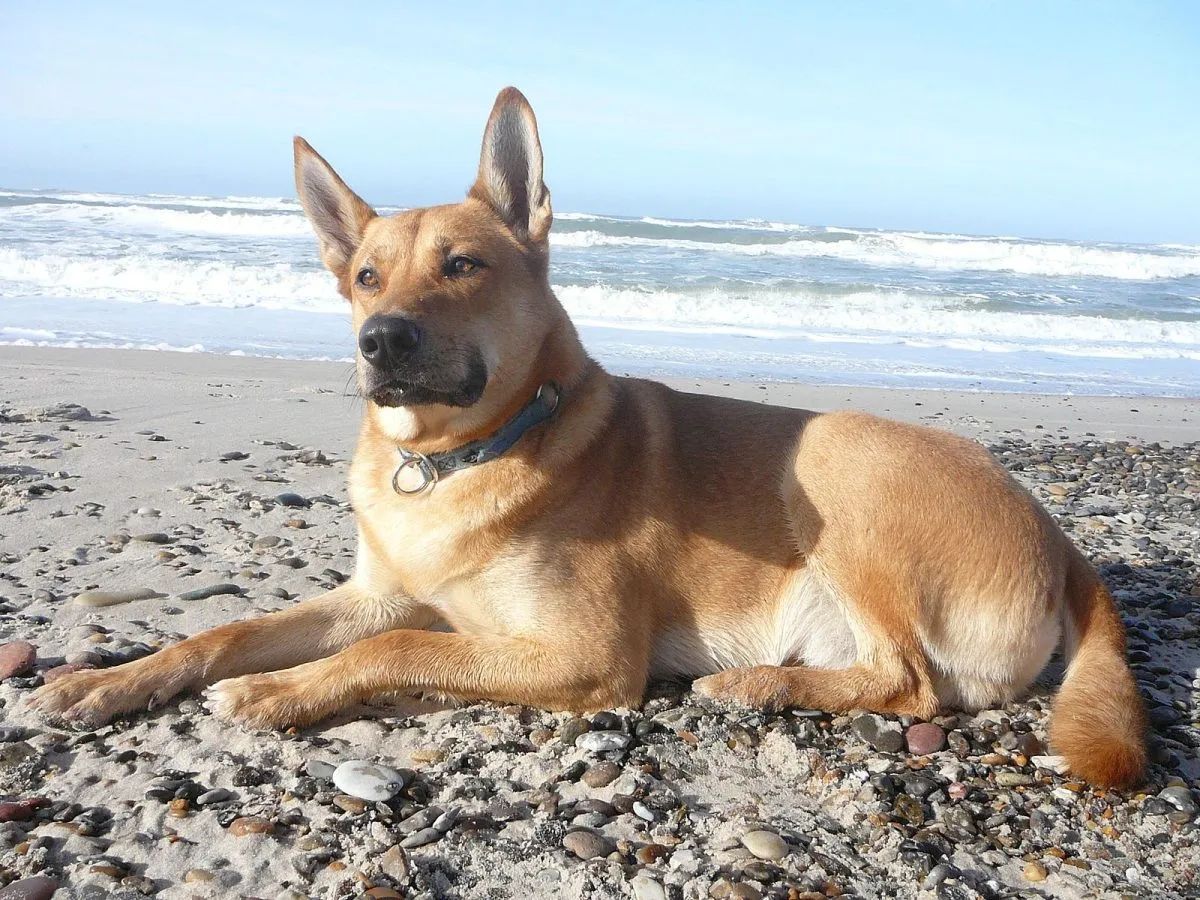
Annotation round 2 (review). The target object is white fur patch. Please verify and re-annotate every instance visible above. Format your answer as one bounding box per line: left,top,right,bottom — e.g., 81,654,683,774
650,569,858,678
373,406,423,443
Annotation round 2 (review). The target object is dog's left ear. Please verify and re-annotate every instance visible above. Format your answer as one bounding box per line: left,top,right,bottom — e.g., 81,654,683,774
470,87,552,245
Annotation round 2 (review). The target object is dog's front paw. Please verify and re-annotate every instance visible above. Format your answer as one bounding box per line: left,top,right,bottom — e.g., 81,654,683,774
29,668,161,727
204,669,336,730
693,666,793,710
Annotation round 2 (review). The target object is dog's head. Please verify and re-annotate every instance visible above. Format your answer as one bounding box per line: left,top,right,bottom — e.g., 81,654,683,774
295,87,576,445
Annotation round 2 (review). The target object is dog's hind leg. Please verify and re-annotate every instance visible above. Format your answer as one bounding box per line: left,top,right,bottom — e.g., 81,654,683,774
693,574,940,719
693,659,939,719
206,628,646,729
29,582,433,727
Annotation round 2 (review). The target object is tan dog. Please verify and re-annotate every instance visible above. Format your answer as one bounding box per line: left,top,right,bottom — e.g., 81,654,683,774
31,87,1146,788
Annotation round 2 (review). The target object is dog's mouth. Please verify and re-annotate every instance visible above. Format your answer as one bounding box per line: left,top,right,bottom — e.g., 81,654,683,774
369,380,465,408
366,359,488,409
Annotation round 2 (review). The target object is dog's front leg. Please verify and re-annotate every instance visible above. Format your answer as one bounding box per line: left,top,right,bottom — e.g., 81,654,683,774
29,582,432,726
207,628,643,729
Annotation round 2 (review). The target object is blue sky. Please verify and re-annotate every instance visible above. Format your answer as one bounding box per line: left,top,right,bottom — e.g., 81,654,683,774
1,1,1197,243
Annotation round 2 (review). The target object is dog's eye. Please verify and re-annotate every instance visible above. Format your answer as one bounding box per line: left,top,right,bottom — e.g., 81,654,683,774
356,268,379,289
445,255,481,277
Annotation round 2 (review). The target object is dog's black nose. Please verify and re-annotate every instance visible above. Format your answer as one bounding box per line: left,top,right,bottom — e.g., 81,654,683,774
358,315,422,368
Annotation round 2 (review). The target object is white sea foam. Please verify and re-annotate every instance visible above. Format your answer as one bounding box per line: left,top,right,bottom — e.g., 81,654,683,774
0,202,315,237
637,216,805,232
550,231,1200,280
0,248,340,311
553,284,1200,355
0,189,300,212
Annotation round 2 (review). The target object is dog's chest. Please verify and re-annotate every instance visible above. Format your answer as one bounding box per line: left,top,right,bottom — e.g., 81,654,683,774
355,478,505,598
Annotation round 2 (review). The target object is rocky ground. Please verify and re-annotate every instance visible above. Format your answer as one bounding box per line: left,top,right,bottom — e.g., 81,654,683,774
1,383,1198,900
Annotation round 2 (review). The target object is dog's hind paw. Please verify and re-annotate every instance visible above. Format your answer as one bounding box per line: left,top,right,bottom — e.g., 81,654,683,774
692,666,795,711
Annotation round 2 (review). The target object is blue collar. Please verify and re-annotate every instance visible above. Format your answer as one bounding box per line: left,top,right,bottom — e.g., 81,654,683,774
391,382,561,495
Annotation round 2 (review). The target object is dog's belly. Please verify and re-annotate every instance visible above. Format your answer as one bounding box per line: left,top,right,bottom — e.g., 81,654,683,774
649,569,858,678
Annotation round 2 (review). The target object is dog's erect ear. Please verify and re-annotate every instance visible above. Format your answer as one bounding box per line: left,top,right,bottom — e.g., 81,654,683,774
469,87,553,245
294,137,377,284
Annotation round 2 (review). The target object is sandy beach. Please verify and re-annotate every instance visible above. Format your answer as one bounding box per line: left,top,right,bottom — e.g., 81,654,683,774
1,345,1197,900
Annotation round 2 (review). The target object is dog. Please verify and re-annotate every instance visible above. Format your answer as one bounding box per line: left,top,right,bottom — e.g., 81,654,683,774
31,87,1147,788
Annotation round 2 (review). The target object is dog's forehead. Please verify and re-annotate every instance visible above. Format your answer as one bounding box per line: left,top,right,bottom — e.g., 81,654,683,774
361,203,511,267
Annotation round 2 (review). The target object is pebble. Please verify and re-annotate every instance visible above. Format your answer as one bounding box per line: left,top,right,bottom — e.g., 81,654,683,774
632,800,656,822
332,760,412,801
0,798,48,822
0,876,58,900
305,759,337,780
252,535,282,549
221,450,249,460
741,829,788,860
562,829,615,860
433,807,460,832
75,588,162,607
1031,754,1070,774
575,730,632,753
995,772,1035,787
0,642,36,679
379,844,409,880
42,662,95,683
400,827,442,849
631,875,668,900
1024,861,1048,882
399,807,442,834
333,794,367,814
852,713,905,752
727,884,763,900
905,722,946,755
132,532,172,544
635,843,670,865
196,788,234,805
922,863,960,889
582,761,621,788
559,717,590,744
183,870,215,884
1158,786,1197,816
178,583,243,602
229,816,275,836
276,492,311,508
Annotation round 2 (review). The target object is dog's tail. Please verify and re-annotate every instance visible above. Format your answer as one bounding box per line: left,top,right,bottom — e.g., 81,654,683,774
1049,549,1147,788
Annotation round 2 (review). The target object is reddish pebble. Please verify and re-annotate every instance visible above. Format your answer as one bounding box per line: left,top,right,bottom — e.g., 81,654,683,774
228,815,275,837
0,641,37,680
948,782,969,801
0,875,59,900
0,798,50,822
42,663,96,684
905,722,947,756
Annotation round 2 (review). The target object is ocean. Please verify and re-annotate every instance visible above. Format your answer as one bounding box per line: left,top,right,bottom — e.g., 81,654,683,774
2,188,1199,396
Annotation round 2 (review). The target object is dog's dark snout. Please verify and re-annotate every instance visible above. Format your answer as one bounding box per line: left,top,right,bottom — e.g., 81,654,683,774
358,315,422,368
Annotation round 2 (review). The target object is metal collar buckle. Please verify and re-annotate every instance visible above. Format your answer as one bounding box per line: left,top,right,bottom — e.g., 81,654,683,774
391,449,439,496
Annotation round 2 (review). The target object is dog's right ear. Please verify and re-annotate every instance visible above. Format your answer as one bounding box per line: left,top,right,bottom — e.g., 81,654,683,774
294,137,376,288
